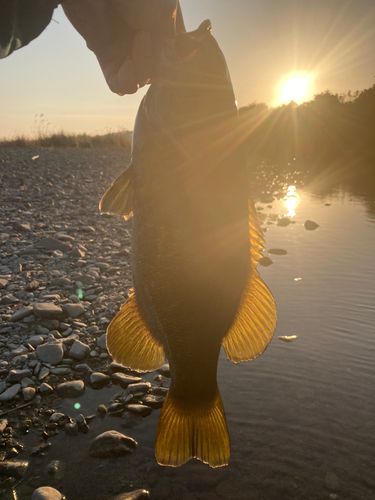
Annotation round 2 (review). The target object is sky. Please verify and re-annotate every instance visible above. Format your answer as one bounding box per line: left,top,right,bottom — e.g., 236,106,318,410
0,0,375,138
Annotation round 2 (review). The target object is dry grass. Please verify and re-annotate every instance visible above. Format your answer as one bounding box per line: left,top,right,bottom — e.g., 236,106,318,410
0,114,132,150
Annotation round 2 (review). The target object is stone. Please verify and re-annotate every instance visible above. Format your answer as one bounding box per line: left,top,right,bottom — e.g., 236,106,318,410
31,486,64,500
277,217,292,227
65,422,79,436
34,237,72,252
268,248,287,255
126,382,151,395
96,333,107,349
111,373,142,389
8,369,32,382
57,380,85,398
97,405,107,417
33,303,63,319
109,490,149,500
9,306,33,322
38,367,50,381
157,364,170,378
49,412,65,424
142,395,165,409
36,343,63,364
39,383,53,395
120,412,143,429
126,404,152,417
69,340,90,360
259,256,273,267
89,430,137,458
22,387,36,401
0,419,8,433
0,278,8,288
75,363,92,375
52,277,72,287
25,280,40,292
0,294,18,305
62,303,84,318
325,471,341,492
90,372,111,389
0,461,29,478
305,220,320,230
0,384,21,401
28,336,45,347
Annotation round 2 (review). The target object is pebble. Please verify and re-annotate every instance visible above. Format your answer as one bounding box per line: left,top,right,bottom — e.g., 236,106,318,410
126,404,152,417
305,219,320,230
97,404,107,417
0,383,21,401
31,486,64,500
65,421,79,436
34,237,72,252
69,339,90,360
111,373,142,389
120,411,144,429
36,342,64,364
157,363,170,378
39,383,53,395
57,380,85,398
126,382,151,395
90,372,111,389
96,333,107,349
89,430,137,458
9,306,33,322
33,303,63,319
110,490,149,500
8,369,32,382
0,460,29,478
62,303,85,318
22,386,36,401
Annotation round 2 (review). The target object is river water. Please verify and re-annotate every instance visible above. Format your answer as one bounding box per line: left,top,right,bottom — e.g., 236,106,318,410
7,179,375,500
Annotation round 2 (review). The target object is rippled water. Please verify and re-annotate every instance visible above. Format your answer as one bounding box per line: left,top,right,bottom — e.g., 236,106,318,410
9,183,375,500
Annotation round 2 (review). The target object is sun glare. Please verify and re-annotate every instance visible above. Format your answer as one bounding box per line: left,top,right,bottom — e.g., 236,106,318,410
278,74,311,105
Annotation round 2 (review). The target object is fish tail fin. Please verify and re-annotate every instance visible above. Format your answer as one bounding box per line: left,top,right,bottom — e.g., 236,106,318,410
155,390,230,468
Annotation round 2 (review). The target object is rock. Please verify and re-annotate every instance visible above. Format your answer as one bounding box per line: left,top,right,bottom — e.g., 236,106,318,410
69,340,90,360
89,430,137,458
39,319,60,330
0,294,18,305
0,461,29,478
28,336,45,347
36,343,64,364
325,471,341,492
38,367,50,381
39,383,53,395
25,280,40,292
36,325,50,335
90,372,111,389
126,404,152,417
120,412,143,429
126,382,151,395
57,380,85,398
9,306,33,322
44,459,65,479
14,222,31,232
111,373,142,389
76,414,89,433
62,303,84,318
0,419,8,433
75,363,92,375
277,217,292,227
68,247,85,258
8,369,32,382
109,490,149,500
268,248,287,255
31,486,64,500
142,395,165,409
0,384,21,401
33,303,63,319
22,387,36,401
0,381,7,394
65,422,79,436
49,413,65,424
34,237,72,252
157,364,170,378
96,333,107,349
304,220,319,230
0,278,8,288
97,405,107,417
259,256,273,267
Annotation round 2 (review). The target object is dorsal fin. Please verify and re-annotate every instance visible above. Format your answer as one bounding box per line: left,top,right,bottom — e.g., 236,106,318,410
222,200,277,363
106,290,165,372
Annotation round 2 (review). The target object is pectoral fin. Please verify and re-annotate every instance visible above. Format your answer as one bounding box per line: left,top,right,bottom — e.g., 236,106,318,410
106,290,165,372
99,165,135,219
223,200,277,363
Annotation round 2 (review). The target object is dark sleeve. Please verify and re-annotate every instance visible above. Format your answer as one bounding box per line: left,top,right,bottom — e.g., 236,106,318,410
0,0,59,59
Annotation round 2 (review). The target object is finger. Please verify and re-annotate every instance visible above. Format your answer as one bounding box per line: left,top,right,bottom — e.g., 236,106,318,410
132,31,154,88
115,58,139,95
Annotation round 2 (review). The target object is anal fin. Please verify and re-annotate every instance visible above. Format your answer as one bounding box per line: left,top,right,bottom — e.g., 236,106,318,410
106,291,165,372
99,165,135,219
223,199,277,363
155,391,230,468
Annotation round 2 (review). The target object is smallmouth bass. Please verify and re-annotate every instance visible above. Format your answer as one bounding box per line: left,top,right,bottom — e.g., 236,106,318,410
100,17,277,468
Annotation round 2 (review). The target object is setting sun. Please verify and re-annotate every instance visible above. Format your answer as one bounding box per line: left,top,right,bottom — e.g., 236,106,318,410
281,77,309,104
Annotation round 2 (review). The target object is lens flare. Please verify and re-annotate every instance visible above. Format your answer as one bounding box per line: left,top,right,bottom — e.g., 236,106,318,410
281,77,309,104
74,403,81,410
284,185,299,217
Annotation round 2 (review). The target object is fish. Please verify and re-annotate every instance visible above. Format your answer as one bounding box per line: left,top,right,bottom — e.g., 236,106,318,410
99,17,277,468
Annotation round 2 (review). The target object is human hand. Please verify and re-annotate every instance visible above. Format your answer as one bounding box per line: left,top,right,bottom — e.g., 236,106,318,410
62,0,185,95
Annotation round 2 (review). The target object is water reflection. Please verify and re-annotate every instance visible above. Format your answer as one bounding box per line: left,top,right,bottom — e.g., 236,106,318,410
284,185,299,217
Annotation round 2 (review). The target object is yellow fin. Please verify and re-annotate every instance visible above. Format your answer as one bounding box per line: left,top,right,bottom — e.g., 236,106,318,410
99,166,134,218
106,292,165,372
223,199,277,363
155,391,230,468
